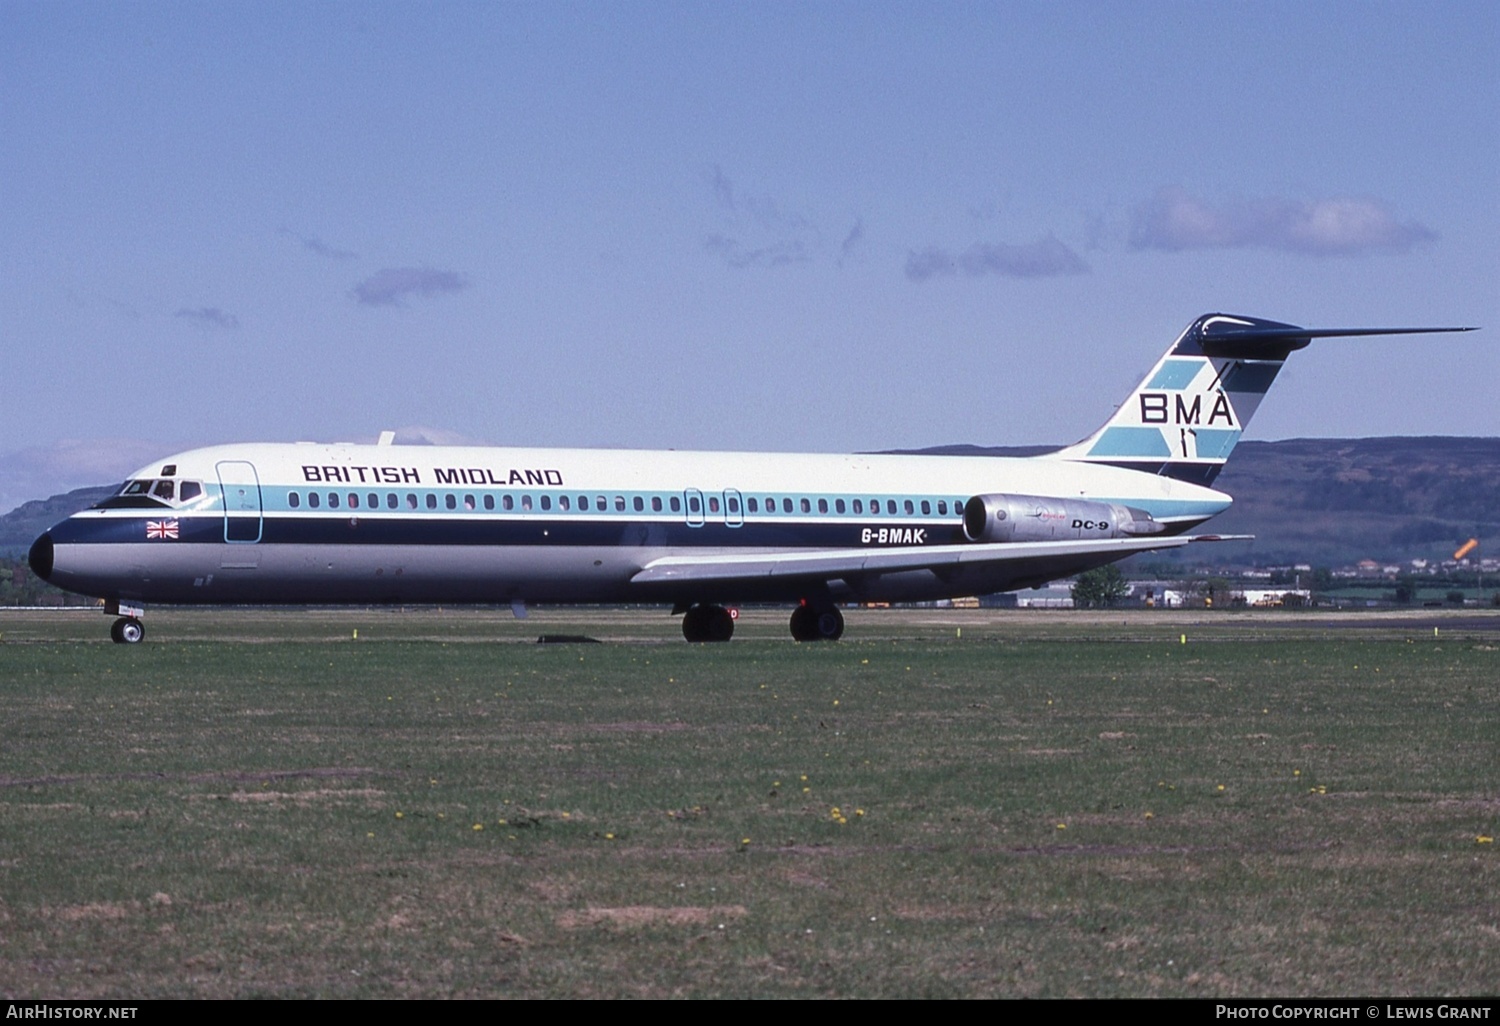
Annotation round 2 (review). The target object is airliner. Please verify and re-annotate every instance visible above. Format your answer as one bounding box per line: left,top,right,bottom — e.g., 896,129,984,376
28,314,1472,644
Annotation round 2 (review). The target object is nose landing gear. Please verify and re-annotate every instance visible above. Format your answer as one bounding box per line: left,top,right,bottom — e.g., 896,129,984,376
105,601,147,644
110,617,145,644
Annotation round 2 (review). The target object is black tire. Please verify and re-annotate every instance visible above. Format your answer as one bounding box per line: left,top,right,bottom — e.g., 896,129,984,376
114,617,145,644
682,605,733,643
815,608,844,641
705,605,734,642
791,604,843,641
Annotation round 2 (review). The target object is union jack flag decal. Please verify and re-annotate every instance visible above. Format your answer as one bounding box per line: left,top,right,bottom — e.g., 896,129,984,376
146,519,179,540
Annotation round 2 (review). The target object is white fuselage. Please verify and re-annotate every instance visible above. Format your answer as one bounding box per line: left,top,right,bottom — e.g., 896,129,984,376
35,440,1231,608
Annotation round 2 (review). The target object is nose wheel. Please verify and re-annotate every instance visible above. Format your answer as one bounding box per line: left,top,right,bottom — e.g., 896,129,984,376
110,617,146,644
681,604,734,642
789,603,843,641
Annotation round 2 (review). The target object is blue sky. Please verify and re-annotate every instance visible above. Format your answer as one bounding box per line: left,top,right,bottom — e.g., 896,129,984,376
2,0,1495,513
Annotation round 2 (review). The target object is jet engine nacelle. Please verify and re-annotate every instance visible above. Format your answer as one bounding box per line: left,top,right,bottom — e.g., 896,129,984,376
962,493,1164,543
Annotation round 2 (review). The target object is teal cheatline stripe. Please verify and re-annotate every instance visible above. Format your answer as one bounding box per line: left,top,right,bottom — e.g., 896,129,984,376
1087,426,1171,458
1146,359,1204,391
1220,361,1281,395
1193,428,1241,459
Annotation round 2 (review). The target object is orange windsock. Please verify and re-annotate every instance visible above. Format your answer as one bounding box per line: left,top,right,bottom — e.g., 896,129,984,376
1454,538,1479,560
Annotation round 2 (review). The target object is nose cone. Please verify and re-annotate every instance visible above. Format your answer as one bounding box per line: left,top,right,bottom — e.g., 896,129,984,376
28,532,55,582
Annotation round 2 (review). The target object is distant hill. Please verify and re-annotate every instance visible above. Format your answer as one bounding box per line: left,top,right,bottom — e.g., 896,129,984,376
7,438,1499,567
1,485,115,552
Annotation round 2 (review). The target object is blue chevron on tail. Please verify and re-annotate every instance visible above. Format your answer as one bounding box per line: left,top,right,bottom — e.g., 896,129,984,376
1049,313,1475,486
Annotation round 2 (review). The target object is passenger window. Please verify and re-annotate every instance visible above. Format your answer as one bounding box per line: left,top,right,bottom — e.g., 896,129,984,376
289,492,301,508
426,494,437,510
633,496,644,512
904,499,914,515
937,500,947,516
747,497,758,513
652,496,663,512
616,496,626,512
541,495,551,511
887,500,897,514
782,498,793,514
309,492,321,509
817,498,828,514
853,499,863,514
464,495,475,510
388,493,398,509
180,481,202,501
800,498,811,513
727,495,740,514
689,495,701,514
406,493,418,509
445,494,456,510
578,496,589,511
670,496,681,513
484,495,494,510
596,495,606,511
503,495,514,511
521,495,533,511
560,495,571,511
328,493,340,509
765,497,775,511
708,496,720,514
368,493,379,509
869,500,879,515
347,493,359,509
835,498,846,514
921,500,931,515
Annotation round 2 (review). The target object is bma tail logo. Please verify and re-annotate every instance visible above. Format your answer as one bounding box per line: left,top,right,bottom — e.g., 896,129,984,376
1138,391,1236,427
146,519,180,540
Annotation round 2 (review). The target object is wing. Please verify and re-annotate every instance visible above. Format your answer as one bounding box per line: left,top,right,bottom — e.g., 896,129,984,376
631,534,1247,594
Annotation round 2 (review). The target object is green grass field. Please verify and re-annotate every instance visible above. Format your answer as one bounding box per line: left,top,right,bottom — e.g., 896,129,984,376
1,607,1497,997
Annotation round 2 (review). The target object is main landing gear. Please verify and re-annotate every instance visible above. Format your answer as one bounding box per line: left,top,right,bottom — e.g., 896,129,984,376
681,603,735,643
789,602,843,642
678,601,844,642
110,617,145,644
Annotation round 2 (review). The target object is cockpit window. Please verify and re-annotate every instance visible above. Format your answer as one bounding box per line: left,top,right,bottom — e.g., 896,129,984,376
180,481,202,501
94,479,172,510
152,480,175,500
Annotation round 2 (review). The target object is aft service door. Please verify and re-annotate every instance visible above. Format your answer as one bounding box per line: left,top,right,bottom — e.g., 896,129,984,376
723,489,744,528
216,461,263,543
683,488,705,528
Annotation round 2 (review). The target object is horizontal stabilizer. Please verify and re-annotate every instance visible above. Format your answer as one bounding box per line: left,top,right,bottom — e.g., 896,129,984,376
1185,315,1476,359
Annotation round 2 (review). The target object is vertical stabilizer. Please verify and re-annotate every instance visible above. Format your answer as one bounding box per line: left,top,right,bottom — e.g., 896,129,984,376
1048,313,1474,486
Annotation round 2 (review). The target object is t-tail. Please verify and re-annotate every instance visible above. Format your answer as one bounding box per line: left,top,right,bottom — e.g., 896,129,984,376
1048,313,1475,486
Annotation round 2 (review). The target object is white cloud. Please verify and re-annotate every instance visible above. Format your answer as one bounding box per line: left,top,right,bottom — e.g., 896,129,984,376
905,237,1088,282
352,267,470,307
1130,187,1438,255
175,306,240,329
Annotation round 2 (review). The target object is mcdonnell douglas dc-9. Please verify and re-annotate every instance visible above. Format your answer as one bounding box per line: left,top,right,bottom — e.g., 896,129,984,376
29,314,1472,644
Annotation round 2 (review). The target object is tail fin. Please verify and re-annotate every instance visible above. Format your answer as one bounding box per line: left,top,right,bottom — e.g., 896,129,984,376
1049,313,1475,486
